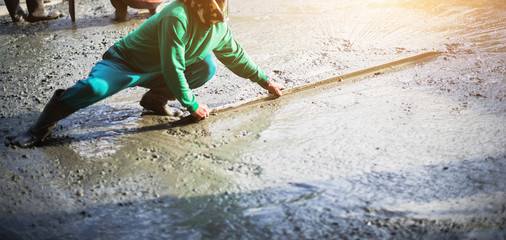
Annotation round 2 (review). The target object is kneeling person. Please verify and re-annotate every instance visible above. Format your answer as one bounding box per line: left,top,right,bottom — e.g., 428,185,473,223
14,0,285,148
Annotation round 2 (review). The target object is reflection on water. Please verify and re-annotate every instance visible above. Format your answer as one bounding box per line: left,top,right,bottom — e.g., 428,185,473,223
312,0,506,52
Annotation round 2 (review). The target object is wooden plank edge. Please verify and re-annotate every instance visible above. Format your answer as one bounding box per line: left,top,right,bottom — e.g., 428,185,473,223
210,51,442,115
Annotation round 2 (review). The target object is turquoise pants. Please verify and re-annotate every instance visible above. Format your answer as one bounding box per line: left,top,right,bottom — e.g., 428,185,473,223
60,46,216,110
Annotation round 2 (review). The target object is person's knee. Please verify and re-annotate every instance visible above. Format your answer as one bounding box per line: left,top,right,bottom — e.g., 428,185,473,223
200,56,217,82
207,61,217,81
187,58,216,89
82,79,110,100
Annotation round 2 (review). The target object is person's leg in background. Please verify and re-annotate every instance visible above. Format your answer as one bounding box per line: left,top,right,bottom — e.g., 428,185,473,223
110,0,162,21
110,0,128,21
4,0,26,22
24,0,59,22
125,0,162,16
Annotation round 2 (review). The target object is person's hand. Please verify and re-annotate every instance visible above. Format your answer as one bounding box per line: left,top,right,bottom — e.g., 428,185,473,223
261,80,285,97
191,104,209,121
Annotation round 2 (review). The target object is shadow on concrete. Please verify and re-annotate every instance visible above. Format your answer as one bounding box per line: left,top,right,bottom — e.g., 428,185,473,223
0,156,504,239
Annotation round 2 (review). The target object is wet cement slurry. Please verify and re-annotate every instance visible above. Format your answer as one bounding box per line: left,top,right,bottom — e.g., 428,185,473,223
1,0,505,239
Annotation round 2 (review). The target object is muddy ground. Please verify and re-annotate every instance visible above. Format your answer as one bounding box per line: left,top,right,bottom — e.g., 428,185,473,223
0,0,505,239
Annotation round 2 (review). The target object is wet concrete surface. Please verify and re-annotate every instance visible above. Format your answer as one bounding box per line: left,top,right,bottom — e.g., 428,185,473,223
1,0,505,239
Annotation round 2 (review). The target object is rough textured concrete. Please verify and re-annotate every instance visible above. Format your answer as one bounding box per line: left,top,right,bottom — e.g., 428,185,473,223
1,0,505,239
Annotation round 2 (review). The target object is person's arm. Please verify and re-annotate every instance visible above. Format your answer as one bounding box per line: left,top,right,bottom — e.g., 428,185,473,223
158,16,201,113
213,27,284,97
259,80,284,97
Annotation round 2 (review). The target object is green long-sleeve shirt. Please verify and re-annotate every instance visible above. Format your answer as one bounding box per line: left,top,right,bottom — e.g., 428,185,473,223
114,0,268,112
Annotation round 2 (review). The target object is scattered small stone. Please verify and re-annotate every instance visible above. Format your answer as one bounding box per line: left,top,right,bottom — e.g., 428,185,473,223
12,175,20,182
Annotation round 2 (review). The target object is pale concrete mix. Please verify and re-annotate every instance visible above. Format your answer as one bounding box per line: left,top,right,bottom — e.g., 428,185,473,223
0,0,505,239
